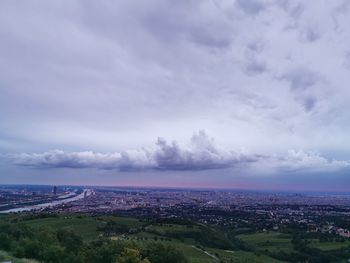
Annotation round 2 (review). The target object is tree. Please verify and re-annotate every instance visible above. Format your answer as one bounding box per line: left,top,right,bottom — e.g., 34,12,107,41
0,233,11,250
40,244,65,263
142,242,188,263
57,228,83,253
117,248,150,263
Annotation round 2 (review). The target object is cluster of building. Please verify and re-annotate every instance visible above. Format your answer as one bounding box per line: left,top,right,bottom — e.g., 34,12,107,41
23,187,347,239
2,186,350,239
308,223,350,238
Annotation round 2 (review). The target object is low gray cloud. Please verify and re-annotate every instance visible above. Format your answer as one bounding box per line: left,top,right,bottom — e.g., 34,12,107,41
302,96,316,112
282,69,320,90
344,51,350,70
244,59,267,75
10,131,257,171
279,1,304,19
299,28,321,43
280,68,328,112
8,132,350,174
236,0,265,15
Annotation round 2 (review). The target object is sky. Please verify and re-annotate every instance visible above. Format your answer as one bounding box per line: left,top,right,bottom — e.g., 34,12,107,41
1,0,350,192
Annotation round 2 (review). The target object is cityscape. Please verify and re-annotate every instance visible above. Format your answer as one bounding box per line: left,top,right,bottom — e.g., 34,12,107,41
1,0,350,262
1,185,350,262
1,185,350,235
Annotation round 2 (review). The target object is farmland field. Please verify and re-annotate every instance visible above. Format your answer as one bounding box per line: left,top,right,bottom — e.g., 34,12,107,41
237,231,294,253
311,241,350,251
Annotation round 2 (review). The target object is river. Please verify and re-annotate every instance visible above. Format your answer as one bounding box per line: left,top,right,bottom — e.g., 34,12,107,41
0,189,92,213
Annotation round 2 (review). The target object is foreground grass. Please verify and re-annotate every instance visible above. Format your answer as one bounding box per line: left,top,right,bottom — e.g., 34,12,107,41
126,225,287,263
1,215,288,262
0,250,39,263
22,216,104,240
21,215,144,241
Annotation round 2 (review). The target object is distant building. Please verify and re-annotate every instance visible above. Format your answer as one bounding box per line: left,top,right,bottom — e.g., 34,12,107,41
338,228,350,238
307,224,317,233
52,186,57,195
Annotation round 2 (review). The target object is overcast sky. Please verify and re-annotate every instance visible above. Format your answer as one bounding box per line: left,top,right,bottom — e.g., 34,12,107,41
1,0,350,192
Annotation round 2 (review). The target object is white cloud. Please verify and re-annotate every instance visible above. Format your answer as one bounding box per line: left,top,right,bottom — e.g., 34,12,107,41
256,149,350,173
1,0,350,168
8,132,350,174
7,131,255,170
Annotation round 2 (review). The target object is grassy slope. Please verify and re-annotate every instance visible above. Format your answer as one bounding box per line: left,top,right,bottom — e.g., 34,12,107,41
1,215,287,263
237,231,350,253
310,240,350,251
207,248,286,263
0,250,39,263
128,224,287,263
23,216,104,240
237,231,294,253
21,215,143,241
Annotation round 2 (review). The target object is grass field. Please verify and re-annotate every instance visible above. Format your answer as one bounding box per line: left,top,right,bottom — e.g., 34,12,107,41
207,248,286,263
21,215,145,241
96,215,144,228
146,223,201,233
127,228,218,262
0,250,39,263
22,216,104,240
311,240,350,251
237,231,294,253
126,223,287,263
126,234,286,263
3,214,350,262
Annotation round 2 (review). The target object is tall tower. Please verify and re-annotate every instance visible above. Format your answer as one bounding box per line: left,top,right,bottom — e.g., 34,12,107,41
52,185,57,195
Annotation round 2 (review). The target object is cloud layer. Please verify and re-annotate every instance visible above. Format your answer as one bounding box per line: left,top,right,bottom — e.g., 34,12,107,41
9,132,350,174
10,131,255,171
1,1,350,189
1,0,350,155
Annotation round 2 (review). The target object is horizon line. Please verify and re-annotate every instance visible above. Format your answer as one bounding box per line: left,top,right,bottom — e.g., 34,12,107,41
1,183,350,195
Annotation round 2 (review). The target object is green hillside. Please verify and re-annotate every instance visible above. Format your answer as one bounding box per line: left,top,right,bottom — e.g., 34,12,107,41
1,214,349,262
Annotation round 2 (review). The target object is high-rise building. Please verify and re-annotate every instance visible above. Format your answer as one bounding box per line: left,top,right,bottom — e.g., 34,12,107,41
52,186,57,195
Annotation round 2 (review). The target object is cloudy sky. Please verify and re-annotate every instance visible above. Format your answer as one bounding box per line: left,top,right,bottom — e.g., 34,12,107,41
1,0,350,192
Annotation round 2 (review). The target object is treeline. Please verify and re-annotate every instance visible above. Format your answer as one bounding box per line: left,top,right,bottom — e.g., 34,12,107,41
220,223,350,263
262,234,350,263
0,223,188,263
